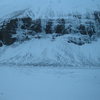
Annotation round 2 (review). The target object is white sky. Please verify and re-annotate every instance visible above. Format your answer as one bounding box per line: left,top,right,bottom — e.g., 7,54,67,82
0,0,100,18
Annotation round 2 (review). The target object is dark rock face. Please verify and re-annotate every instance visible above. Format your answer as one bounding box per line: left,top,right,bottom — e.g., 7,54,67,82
0,41,3,47
78,22,95,37
78,24,87,35
0,18,18,45
0,11,99,47
0,32,3,41
55,19,65,34
21,17,33,30
3,37,16,45
94,11,100,23
45,19,53,34
0,29,16,45
86,22,95,37
3,18,18,34
67,36,91,46
31,19,42,33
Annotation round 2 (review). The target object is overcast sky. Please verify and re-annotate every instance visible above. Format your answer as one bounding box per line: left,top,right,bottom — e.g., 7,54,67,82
0,0,100,18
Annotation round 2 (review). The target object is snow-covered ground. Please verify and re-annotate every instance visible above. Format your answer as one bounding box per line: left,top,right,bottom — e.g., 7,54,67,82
0,65,100,100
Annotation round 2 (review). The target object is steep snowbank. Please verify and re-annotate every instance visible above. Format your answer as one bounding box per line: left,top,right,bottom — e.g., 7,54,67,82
0,34,100,67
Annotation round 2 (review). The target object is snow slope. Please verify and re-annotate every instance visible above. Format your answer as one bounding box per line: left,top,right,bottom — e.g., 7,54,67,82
0,34,100,67
0,0,100,18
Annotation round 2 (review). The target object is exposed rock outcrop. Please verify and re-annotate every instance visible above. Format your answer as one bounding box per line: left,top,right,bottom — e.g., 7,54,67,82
0,10,99,46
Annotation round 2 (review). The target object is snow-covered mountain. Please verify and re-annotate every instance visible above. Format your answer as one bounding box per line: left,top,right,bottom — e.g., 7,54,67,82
0,0,100,67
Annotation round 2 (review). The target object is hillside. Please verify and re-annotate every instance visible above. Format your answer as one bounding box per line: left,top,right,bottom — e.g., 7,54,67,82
0,0,100,66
